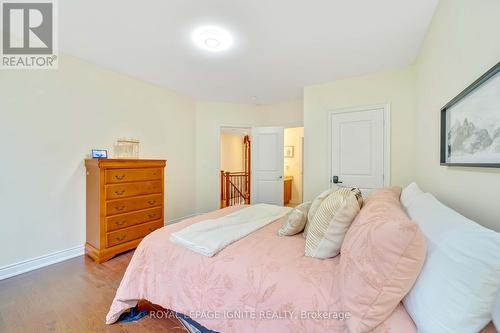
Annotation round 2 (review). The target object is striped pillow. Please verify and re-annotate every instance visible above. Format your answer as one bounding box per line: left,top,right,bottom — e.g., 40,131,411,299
278,201,312,236
303,185,339,238
305,188,363,259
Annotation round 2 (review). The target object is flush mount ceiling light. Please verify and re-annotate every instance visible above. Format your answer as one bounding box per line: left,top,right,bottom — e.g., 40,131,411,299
192,26,233,52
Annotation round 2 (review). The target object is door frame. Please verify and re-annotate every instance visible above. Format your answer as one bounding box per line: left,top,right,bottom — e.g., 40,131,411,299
327,103,391,189
217,123,252,205
283,125,305,205
300,136,304,204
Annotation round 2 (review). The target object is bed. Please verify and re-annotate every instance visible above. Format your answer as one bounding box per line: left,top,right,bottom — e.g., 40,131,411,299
106,205,417,332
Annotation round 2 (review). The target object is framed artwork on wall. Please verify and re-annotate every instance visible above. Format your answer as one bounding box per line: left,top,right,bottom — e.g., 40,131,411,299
440,61,500,167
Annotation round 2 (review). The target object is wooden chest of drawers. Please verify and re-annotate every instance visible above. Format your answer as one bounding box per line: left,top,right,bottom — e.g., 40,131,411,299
85,159,166,263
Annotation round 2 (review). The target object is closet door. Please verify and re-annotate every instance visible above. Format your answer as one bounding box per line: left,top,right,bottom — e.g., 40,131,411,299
330,106,387,195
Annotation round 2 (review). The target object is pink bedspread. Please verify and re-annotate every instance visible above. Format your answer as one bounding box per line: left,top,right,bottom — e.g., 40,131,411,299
107,206,417,332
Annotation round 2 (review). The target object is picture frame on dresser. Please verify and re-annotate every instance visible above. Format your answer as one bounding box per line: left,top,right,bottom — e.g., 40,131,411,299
91,149,108,158
440,61,500,168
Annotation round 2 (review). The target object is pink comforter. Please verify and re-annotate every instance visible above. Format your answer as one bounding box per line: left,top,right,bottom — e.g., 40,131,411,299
107,206,417,332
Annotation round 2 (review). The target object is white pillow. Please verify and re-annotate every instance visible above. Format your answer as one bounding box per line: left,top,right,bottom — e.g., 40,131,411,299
403,193,500,333
400,182,425,208
493,294,500,329
278,201,311,236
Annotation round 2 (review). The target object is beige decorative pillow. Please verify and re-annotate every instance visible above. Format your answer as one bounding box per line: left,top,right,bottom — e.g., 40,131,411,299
303,185,338,238
305,188,362,259
278,201,312,236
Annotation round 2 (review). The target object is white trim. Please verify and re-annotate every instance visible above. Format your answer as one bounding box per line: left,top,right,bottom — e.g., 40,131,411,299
384,105,391,186
217,123,252,208
0,212,201,281
327,103,391,189
0,245,84,281
216,122,304,209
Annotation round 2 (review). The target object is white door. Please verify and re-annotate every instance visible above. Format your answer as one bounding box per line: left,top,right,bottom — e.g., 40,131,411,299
251,127,284,205
330,107,387,194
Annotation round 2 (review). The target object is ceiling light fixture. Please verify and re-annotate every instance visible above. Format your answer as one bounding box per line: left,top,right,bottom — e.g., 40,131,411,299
192,25,233,52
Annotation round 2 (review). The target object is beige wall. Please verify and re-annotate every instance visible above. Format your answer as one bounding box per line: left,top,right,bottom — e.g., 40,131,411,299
195,100,304,214
414,0,500,231
284,127,304,204
2,0,498,272
303,66,416,201
194,101,266,214
220,133,245,172
260,100,304,127
0,55,197,267
0,68,304,269
302,0,500,231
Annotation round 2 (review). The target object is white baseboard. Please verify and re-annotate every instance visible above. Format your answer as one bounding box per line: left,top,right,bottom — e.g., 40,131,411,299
0,214,200,281
0,245,85,281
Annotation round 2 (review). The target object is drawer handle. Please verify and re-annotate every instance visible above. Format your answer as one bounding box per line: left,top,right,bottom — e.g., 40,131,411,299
147,200,156,205
114,190,126,196
115,234,127,242
114,205,126,211
115,220,126,226
115,174,126,180
148,213,156,219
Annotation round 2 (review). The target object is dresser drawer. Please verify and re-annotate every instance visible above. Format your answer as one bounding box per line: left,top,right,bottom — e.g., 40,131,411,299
105,180,162,200
106,207,163,232
105,168,162,184
107,220,163,248
106,194,162,216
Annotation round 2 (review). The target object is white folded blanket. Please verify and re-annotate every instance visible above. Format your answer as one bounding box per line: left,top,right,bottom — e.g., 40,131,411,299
170,204,291,257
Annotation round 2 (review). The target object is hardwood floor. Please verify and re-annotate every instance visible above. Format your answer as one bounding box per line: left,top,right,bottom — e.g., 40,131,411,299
0,251,187,333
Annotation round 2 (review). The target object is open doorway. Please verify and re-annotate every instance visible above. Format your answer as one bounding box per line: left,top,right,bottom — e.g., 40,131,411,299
219,127,251,208
284,127,304,207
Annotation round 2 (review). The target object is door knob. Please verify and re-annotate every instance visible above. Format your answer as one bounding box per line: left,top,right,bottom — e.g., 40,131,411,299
332,176,343,184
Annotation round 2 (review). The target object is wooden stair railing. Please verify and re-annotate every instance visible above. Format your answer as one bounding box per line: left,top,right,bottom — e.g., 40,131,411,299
220,171,250,208
220,134,251,208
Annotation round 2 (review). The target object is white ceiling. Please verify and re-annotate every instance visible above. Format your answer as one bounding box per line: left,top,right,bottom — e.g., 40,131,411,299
60,0,438,104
